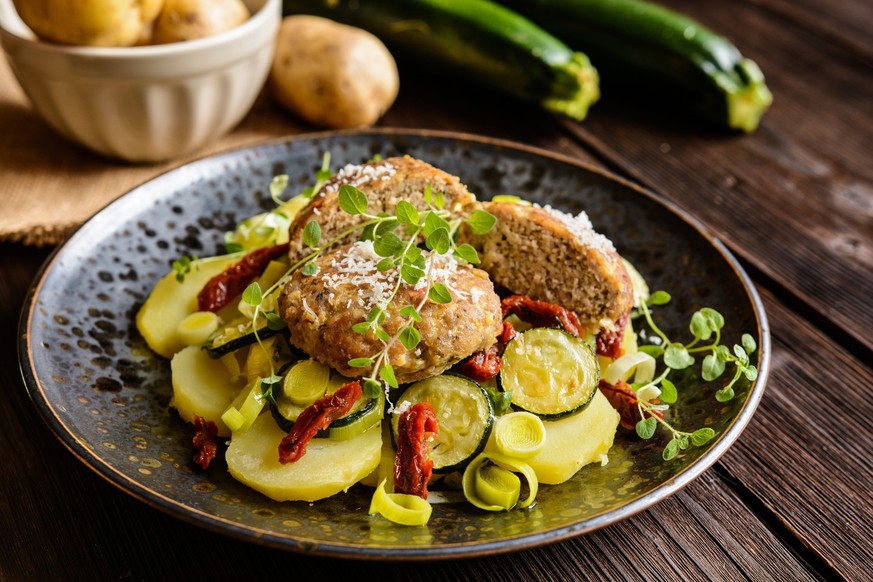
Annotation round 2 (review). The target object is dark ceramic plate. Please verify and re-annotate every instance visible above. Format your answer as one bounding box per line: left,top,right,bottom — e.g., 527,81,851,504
19,130,769,559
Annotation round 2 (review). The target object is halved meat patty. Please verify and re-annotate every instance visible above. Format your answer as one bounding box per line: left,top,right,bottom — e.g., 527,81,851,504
460,200,634,332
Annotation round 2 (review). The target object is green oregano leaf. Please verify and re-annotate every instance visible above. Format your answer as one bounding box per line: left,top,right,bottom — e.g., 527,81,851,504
399,305,422,322
743,365,758,381
635,417,657,440
716,386,735,402
664,344,694,369
264,312,287,331
242,282,263,306
434,189,445,210
429,283,452,304
647,291,671,306
379,364,398,389
376,257,395,272
690,310,714,340
366,307,385,325
426,227,451,254
466,209,497,234
338,184,368,215
399,326,421,351
373,231,404,257
659,378,678,403
363,378,382,399
400,262,425,285
224,241,243,254
352,322,371,334
702,353,726,381
395,200,420,225
423,211,451,237
301,261,319,276
348,357,374,368
424,184,433,206
691,428,716,446
742,333,757,354
484,386,512,414
375,328,391,343
453,243,480,264
663,439,680,460
638,345,664,358
302,220,321,249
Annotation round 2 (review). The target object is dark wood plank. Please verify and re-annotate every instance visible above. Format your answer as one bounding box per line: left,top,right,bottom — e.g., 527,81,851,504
744,0,873,59
560,0,873,359
718,287,873,580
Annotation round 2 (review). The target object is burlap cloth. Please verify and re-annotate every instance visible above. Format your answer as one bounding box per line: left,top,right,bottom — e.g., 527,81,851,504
0,53,311,246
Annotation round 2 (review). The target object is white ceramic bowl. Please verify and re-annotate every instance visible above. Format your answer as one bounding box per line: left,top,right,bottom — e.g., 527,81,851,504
0,0,279,162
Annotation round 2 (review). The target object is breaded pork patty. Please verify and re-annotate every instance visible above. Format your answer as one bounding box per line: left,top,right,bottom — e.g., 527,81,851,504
278,241,503,384
286,156,477,265
460,201,634,332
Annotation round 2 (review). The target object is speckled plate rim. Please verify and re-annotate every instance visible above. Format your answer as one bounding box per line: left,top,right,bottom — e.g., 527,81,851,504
18,128,770,560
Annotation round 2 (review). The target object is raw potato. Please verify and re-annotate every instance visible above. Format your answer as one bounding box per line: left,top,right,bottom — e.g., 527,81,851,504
227,413,383,501
152,0,249,44
270,15,399,129
12,0,164,46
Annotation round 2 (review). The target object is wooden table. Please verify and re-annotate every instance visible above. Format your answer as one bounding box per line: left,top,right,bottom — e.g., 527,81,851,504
1,1,870,579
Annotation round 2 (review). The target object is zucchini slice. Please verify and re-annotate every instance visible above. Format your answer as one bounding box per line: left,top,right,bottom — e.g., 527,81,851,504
392,373,493,474
500,327,599,419
269,362,383,440
204,316,285,358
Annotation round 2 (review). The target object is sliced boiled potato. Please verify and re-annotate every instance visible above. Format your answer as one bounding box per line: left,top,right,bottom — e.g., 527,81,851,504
137,256,237,358
171,345,246,436
514,390,619,485
227,414,382,502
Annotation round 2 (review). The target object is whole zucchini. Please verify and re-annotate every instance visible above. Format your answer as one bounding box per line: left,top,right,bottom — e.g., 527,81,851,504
282,0,600,121
499,0,773,132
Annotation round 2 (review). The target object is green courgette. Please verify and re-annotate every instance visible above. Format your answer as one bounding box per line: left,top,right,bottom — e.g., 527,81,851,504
204,316,285,358
282,0,600,120
497,0,773,132
500,327,600,419
392,373,494,473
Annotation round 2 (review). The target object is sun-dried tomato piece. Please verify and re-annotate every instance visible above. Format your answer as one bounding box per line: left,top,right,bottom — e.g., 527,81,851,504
278,380,362,464
394,402,438,499
197,242,290,313
501,295,584,338
498,320,517,349
598,379,663,430
597,312,631,360
455,344,502,382
192,415,219,470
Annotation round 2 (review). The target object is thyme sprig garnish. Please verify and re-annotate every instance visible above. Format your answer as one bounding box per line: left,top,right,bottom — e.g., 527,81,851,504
628,290,758,459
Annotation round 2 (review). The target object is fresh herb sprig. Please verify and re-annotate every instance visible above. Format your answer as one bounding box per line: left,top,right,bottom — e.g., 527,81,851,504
627,291,758,459
328,183,495,399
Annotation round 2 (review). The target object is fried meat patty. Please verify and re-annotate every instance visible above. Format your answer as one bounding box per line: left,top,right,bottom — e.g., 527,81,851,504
460,201,634,331
286,156,477,266
278,241,503,384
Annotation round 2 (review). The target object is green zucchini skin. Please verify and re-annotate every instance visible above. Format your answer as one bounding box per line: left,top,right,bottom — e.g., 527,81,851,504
499,0,773,132
281,0,600,120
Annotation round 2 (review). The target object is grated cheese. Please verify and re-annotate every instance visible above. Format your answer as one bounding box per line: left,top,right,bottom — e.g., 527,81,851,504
537,204,615,253
324,161,397,194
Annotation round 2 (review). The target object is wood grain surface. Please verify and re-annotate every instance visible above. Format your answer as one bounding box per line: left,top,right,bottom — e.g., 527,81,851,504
1,0,871,579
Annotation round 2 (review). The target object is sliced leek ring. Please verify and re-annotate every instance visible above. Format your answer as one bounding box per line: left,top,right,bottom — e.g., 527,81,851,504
369,479,432,526
493,411,547,458
601,351,656,385
462,452,539,511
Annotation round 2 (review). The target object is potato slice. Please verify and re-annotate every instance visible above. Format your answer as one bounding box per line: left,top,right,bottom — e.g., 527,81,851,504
227,414,382,502
517,389,619,485
136,257,236,358
171,345,246,436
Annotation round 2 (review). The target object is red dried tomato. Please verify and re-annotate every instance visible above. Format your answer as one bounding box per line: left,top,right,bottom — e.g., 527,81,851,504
278,380,362,464
598,379,663,430
501,295,584,338
455,344,502,382
394,402,438,498
596,312,631,360
192,415,219,470
197,242,290,313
